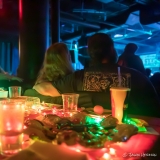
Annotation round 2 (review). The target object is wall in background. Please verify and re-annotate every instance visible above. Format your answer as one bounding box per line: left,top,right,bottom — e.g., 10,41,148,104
0,41,19,75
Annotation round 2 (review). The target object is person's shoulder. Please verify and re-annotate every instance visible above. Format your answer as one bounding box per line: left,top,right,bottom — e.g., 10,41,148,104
134,54,140,57
74,69,85,79
75,69,84,74
133,55,141,59
121,66,147,78
52,69,84,86
62,69,84,79
24,88,39,96
118,55,123,58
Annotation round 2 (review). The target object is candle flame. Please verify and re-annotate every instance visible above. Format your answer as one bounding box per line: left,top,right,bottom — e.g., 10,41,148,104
109,148,115,155
75,149,81,152
102,153,110,160
23,126,26,130
6,122,11,130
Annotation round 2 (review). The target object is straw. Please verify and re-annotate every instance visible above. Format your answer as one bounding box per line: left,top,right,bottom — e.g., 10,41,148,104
118,67,122,87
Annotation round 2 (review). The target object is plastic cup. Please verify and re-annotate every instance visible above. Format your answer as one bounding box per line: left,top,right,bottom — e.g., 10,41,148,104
0,101,25,156
0,91,8,98
62,93,79,112
8,86,21,98
110,87,130,123
25,97,41,114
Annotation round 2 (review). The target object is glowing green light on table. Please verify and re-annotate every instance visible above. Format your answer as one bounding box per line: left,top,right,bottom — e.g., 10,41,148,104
127,119,131,123
138,126,147,132
126,117,147,132
86,115,104,125
113,129,118,133
99,127,104,130
95,117,103,123
95,134,100,137
107,136,113,141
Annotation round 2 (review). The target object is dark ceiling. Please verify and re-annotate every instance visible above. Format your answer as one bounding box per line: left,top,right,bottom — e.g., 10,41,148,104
60,0,160,56
0,0,160,56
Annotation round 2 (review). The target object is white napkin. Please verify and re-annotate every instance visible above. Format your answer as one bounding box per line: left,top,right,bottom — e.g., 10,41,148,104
5,141,88,160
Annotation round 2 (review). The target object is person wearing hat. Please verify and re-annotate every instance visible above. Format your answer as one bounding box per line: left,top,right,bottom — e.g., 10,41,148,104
117,43,146,75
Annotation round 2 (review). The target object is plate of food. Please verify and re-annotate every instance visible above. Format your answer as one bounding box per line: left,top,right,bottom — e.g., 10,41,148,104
23,110,138,150
82,107,151,133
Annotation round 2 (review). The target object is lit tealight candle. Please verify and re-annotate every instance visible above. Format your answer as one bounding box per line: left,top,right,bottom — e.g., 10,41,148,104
23,125,27,129
70,113,73,117
102,153,110,160
75,149,81,152
109,148,115,155
32,105,36,110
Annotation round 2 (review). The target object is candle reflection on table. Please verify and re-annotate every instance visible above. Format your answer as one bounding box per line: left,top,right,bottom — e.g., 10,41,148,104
60,143,117,160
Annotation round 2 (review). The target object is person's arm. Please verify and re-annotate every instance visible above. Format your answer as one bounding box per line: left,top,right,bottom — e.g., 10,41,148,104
33,82,61,97
52,72,79,93
0,73,9,80
33,70,79,97
0,73,14,81
0,73,23,82
0,67,7,74
33,70,84,96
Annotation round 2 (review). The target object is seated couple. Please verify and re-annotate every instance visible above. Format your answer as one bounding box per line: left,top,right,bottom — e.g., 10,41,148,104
24,33,160,117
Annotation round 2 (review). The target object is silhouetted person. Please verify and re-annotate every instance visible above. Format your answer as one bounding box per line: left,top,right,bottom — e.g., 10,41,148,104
117,43,146,75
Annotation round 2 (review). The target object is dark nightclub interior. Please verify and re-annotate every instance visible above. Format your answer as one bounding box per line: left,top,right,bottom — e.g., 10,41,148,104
0,1,160,160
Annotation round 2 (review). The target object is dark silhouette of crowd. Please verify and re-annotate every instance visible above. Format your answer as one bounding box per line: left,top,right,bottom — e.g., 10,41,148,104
117,43,160,100
117,43,146,75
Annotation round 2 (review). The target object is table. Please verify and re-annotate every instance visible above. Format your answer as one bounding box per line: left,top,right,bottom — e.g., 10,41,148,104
132,115,160,134
82,109,160,160
1,111,160,160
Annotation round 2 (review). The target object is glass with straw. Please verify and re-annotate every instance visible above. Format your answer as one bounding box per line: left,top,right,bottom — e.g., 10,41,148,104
110,67,130,123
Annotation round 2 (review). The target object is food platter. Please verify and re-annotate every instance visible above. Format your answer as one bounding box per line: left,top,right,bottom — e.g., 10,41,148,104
3,105,158,160
23,107,147,150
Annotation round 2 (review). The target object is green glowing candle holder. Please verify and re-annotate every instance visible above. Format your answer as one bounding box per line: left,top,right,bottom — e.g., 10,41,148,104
125,118,147,132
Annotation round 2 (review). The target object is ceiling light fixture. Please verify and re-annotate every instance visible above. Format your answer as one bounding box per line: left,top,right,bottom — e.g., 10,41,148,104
114,34,123,38
127,28,152,35
127,28,135,31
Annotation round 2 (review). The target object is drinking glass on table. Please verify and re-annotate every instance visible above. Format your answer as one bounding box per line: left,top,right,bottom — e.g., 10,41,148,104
25,97,41,114
110,68,131,123
62,93,79,112
0,101,25,156
9,96,41,118
0,88,8,98
110,87,130,123
8,86,21,98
